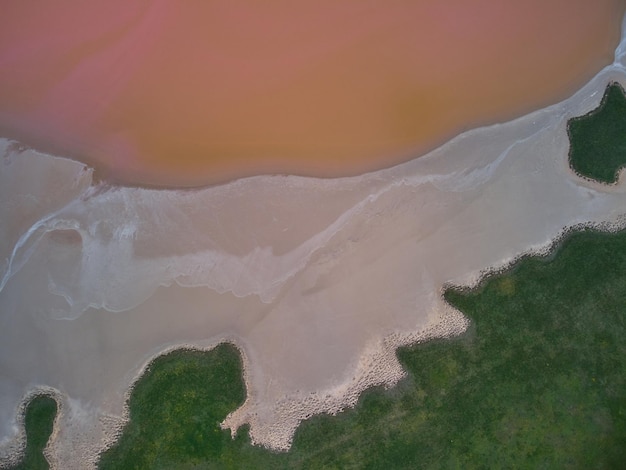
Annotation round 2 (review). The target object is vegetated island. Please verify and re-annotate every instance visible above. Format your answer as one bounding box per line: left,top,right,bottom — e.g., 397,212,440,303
5,394,57,470
568,81,626,184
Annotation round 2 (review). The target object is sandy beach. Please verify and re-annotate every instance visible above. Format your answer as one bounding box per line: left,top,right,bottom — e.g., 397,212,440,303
2,18,626,466
0,1,623,187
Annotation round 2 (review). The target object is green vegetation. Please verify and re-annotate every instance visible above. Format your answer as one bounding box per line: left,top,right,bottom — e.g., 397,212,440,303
8,394,57,470
568,82,626,184
98,346,246,469
92,228,626,469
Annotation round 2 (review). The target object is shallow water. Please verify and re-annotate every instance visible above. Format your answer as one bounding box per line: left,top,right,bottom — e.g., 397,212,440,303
0,1,623,186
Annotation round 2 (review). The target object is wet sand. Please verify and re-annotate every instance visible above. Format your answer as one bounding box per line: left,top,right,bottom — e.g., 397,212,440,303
0,1,624,186
3,22,626,467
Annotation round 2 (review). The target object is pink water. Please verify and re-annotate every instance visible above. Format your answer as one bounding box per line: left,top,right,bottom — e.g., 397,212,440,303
0,0,623,186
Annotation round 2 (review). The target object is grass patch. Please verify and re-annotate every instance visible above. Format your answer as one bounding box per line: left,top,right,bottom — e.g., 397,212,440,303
98,345,246,470
568,81,626,184
94,228,626,469
8,394,57,470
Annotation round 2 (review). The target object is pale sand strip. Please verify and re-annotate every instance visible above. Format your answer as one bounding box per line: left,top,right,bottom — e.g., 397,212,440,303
3,18,626,470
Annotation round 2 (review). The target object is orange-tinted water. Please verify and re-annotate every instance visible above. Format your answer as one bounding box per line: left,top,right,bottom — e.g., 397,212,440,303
0,1,624,187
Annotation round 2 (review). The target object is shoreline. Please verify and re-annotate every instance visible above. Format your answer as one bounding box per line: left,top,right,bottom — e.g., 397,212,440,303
5,219,626,468
0,56,619,191
0,56,621,192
